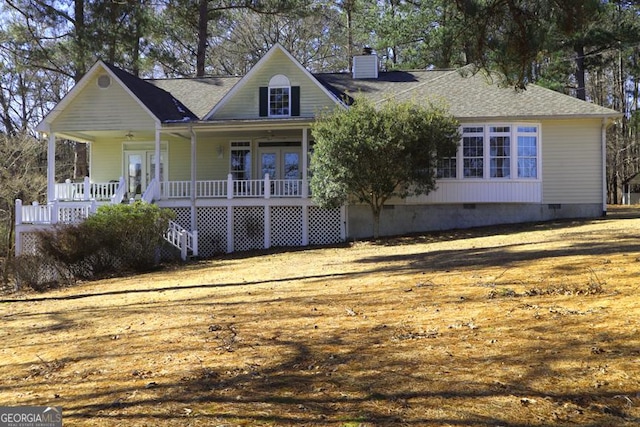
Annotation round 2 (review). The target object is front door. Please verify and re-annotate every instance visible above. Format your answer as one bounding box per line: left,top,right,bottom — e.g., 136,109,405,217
125,151,165,198
258,143,301,196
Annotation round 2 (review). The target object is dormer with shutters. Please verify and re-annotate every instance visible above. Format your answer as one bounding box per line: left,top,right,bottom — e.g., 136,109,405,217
259,74,300,117
203,44,341,121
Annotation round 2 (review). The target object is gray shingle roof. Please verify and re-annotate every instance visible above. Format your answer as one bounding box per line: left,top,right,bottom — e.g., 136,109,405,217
122,65,618,121
104,63,198,122
314,69,620,120
147,76,241,120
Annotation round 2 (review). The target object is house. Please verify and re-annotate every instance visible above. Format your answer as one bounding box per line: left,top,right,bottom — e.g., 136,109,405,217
16,44,621,259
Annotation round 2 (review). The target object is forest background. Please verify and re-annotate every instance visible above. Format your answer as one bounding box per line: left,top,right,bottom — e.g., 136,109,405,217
1,0,640,268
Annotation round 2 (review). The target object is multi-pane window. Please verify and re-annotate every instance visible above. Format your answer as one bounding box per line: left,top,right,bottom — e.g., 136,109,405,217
269,87,290,116
517,126,538,178
437,124,539,180
462,127,484,178
230,141,251,180
489,126,511,178
436,157,457,178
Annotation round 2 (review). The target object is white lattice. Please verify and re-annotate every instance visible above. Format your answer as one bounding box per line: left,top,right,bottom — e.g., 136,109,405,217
271,206,302,247
309,206,342,245
197,207,228,257
20,231,41,255
234,206,264,252
171,207,191,230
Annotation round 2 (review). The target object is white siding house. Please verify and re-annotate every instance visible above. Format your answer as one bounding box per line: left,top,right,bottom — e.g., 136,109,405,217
17,44,620,258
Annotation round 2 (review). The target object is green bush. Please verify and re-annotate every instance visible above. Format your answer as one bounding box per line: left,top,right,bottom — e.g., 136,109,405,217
83,202,175,271
33,202,175,286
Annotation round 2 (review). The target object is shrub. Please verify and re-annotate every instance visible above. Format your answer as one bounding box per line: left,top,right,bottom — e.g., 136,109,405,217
33,202,175,287
83,202,175,271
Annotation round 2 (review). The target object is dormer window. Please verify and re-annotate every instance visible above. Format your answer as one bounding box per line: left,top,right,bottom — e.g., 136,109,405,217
259,75,301,118
268,75,290,117
269,88,290,116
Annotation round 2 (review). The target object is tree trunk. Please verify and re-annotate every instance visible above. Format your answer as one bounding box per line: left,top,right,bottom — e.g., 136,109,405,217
73,0,89,178
372,205,381,240
574,43,586,101
196,0,208,77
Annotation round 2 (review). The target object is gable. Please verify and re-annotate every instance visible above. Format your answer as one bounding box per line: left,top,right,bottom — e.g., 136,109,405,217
207,45,341,121
51,71,157,132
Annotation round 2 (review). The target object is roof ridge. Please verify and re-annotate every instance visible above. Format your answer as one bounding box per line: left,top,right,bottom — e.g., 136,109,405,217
145,75,243,82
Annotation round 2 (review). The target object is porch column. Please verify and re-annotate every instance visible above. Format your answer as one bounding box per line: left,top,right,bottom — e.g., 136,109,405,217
301,205,309,246
302,127,309,198
264,206,271,249
190,127,197,233
47,132,56,202
226,206,234,253
155,126,161,200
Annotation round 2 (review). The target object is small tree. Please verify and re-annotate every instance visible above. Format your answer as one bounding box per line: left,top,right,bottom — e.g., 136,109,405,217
310,96,460,239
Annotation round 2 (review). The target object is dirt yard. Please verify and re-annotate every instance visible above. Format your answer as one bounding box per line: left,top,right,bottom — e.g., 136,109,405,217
2,206,640,426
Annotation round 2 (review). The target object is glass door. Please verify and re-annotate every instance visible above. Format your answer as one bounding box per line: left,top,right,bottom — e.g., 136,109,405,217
125,151,166,198
260,151,277,180
283,151,300,195
258,146,301,196
126,153,144,197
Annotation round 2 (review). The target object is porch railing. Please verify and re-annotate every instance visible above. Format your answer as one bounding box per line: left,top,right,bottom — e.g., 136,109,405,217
55,176,124,202
15,199,98,225
161,174,307,199
165,220,198,260
110,177,127,204
141,178,159,203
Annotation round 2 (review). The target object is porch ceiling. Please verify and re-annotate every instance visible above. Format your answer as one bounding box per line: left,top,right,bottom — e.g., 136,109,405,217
52,130,158,143
53,119,315,143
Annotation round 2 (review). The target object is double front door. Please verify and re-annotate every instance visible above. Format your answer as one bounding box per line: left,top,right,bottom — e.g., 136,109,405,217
258,143,301,196
125,151,165,198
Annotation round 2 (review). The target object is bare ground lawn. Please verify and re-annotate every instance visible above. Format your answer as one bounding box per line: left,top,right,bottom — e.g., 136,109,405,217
2,206,640,426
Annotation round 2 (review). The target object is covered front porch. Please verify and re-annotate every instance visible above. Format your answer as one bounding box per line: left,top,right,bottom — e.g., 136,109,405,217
16,121,345,258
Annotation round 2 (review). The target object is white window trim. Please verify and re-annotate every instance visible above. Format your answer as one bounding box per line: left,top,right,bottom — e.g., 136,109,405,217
268,86,291,118
229,140,252,180
437,123,541,181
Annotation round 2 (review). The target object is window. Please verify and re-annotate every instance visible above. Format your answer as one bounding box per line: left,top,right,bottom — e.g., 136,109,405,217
436,157,456,178
230,141,251,180
259,75,300,117
269,87,290,116
489,126,510,178
268,74,290,117
517,126,538,178
437,124,539,181
462,127,484,178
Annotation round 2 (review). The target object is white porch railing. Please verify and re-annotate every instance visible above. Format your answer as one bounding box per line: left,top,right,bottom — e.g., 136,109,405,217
110,177,127,204
141,178,159,203
165,220,198,260
16,199,198,261
15,199,98,225
161,174,307,199
55,176,124,202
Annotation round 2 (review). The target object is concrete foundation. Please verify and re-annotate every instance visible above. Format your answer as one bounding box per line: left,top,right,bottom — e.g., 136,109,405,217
346,203,604,239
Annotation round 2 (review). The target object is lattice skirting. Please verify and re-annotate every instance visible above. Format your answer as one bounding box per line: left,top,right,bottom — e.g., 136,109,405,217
271,206,302,247
167,205,343,257
309,206,342,245
17,231,40,255
14,205,344,261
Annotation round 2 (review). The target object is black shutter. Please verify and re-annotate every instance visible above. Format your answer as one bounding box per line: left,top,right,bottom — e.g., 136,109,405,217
291,86,300,116
259,87,268,117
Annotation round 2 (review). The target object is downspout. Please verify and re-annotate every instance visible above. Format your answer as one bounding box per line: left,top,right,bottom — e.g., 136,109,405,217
190,125,197,235
601,117,610,216
155,125,161,200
